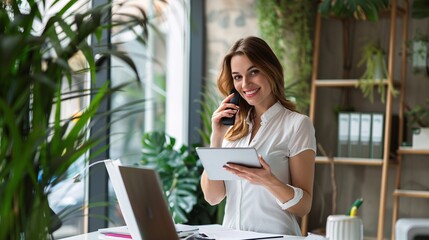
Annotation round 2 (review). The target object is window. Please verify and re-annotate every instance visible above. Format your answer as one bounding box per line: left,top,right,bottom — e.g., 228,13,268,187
49,56,90,239
108,0,191,226
46,0,194,236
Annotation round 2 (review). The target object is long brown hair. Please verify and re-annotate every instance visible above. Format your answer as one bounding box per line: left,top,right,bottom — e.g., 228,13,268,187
217,36,297,141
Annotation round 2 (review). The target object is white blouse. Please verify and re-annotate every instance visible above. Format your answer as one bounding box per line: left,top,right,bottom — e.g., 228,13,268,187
221,102,316,235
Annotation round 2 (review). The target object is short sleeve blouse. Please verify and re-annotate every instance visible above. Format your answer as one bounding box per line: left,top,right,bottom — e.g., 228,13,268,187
221,102,316,235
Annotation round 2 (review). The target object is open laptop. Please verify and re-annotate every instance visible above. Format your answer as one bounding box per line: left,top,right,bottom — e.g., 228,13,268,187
103,159,197,240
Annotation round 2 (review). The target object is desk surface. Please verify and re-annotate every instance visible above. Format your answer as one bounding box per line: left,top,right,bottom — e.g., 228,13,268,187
59,224,310,240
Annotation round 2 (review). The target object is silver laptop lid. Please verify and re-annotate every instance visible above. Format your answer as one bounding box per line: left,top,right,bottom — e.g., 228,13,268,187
105,160,179,240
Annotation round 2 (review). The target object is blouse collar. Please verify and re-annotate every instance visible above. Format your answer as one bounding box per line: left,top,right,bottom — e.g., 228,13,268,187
245,101,283,126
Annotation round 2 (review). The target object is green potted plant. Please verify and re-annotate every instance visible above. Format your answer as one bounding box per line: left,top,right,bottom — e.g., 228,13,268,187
406,30,428,75
0,1,149,239
357,41,397,103
406,99,429,149
140,131,218,224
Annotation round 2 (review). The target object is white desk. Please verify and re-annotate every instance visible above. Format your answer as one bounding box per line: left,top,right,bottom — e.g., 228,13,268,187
60,231,98,240
59,224,309,240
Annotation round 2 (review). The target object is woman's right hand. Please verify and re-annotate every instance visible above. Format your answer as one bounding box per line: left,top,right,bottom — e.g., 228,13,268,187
210,93,239,146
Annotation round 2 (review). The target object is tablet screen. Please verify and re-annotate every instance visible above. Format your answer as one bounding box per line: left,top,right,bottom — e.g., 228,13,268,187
196,147,261,180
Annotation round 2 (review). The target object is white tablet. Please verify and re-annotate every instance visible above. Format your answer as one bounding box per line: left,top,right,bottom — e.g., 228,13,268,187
196,147,261,180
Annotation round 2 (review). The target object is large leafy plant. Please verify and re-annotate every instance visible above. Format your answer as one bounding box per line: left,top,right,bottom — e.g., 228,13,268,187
0,0,150,239
140,131,219,224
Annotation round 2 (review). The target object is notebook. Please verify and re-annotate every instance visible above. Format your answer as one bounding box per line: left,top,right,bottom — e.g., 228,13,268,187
103,160,198,240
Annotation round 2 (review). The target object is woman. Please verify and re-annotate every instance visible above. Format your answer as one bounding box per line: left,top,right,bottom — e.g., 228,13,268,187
200,36,316,236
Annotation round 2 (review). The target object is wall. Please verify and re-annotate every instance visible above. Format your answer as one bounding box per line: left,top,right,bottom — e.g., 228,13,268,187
205,0,259,85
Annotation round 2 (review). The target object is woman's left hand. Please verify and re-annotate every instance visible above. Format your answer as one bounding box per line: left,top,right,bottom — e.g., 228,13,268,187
223,155,274,186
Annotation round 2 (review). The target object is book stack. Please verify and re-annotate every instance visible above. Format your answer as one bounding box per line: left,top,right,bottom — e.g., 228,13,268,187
337,112,387,159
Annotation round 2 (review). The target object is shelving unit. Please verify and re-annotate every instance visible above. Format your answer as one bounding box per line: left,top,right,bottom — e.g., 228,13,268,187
315,156,383,166
303,1,408,239
391,147,429,238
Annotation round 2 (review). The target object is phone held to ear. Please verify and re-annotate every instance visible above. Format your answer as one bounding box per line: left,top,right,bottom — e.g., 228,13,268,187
221,88,240,125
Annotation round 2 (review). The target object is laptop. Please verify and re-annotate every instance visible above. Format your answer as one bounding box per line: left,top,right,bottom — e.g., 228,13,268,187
103,159,198,240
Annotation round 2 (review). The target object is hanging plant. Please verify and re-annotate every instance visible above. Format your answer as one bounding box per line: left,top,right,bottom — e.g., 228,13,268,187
357,41,397,103
257,0,313,113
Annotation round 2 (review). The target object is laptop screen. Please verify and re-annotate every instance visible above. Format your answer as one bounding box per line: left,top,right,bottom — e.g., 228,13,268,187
105,160,179,240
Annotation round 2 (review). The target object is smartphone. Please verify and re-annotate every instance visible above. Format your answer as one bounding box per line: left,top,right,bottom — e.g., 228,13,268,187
221,88,241,125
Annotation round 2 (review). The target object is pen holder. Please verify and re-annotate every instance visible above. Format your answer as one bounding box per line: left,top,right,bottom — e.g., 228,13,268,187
326,215,363,240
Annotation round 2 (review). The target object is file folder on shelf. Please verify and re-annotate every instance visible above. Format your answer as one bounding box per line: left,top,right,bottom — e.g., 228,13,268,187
371,113,384,159
359,113,372,158
337,112,350,157
349,113,361,158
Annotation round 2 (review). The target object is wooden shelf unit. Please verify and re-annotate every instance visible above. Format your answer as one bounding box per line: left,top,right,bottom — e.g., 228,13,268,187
315,156,383,166
393,189,429,198
391,147,429,239
314,79,401,88
397,147,429,155
303,1,409,240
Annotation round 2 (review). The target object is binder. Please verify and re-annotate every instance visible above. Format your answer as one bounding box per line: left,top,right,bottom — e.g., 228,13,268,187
391,115,400,154
359,113,372,158
337,112,350,157
349,113,361,158
371,113,384,159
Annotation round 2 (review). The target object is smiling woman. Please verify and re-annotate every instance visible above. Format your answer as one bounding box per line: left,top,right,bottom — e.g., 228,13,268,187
200,36,316,236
